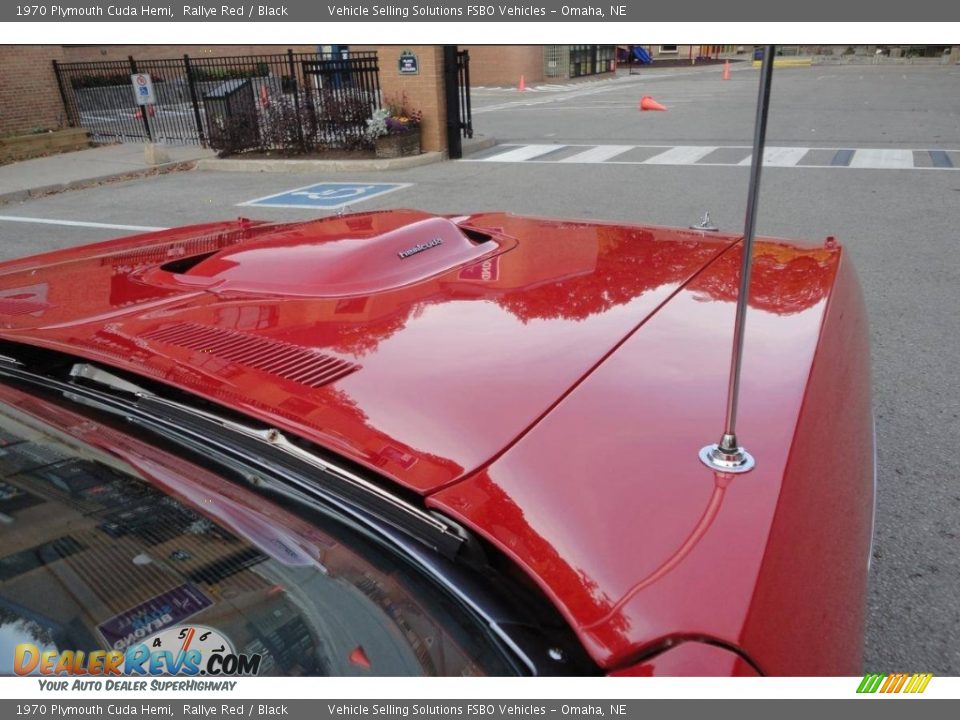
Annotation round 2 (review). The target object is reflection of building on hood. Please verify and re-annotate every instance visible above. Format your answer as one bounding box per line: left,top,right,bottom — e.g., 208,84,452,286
694,243,837,316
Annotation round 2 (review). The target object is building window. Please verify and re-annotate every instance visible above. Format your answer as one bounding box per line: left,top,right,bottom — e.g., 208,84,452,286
659,45,679,54
569,45,616,78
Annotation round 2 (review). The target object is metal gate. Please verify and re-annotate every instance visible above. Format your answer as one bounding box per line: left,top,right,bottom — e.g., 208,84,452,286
53,50,381,150
443,47,473,160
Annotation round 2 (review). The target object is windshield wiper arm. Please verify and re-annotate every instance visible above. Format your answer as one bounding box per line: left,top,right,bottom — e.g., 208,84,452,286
0,356,467,558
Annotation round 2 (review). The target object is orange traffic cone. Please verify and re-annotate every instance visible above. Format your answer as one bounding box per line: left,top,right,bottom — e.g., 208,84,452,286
348,646,371,670
722,60,731,80
518,74,527,91
639,96,667,111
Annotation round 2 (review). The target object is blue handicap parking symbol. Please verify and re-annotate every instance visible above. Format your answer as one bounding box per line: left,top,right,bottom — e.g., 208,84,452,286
239,182,411,210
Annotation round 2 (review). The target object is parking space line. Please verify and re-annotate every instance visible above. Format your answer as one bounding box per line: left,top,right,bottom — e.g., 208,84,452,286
0,215,167,232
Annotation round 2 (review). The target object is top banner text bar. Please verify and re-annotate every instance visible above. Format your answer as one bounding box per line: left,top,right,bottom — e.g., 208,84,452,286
3,1,958,22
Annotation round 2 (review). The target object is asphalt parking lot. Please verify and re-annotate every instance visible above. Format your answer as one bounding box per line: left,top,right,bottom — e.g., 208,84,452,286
1,63,958,674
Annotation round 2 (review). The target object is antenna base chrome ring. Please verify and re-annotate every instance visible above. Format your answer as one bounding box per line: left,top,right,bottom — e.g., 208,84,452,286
699,443,755,473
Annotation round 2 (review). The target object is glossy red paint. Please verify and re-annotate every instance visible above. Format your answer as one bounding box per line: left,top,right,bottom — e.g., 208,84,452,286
0,211,873,674
0,210,739,491
428,241,873,673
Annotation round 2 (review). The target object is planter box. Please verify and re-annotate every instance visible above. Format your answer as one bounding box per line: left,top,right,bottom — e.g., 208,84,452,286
375,129,421,159
0,128,92,164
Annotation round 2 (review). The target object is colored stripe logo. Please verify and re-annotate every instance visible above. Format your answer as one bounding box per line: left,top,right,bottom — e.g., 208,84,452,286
857,673,933,694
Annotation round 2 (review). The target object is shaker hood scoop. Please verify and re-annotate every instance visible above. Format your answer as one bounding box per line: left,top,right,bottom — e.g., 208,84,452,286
138,215,508,298
0,211,739,493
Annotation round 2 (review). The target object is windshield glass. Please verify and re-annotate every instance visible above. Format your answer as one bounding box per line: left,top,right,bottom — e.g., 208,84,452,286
0,383,516,677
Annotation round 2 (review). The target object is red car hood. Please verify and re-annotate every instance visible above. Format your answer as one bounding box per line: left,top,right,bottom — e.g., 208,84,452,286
0,210,860,672
0,210,737,492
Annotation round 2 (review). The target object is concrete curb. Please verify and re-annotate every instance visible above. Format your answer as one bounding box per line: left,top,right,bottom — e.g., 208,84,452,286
196,152,445,173
0,137,498,207
751,58,814,68
0,161,197,207
461,136,498,156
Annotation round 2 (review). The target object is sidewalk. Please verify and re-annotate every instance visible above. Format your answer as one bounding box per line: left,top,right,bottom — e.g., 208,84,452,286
0,136,496,205
0,143,215,205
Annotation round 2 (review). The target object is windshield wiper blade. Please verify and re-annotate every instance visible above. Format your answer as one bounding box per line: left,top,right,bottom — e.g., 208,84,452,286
0,357,467,558
69,363,152,396
135,393,464,555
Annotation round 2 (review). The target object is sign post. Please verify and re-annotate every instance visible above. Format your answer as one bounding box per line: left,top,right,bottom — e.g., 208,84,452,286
130,71,155,141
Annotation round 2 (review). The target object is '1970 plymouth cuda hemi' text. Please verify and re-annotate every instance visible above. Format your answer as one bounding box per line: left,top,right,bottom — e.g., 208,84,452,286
33,5,289,17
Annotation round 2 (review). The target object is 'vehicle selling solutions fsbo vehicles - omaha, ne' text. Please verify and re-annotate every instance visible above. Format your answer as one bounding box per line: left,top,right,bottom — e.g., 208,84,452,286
0,48,873,677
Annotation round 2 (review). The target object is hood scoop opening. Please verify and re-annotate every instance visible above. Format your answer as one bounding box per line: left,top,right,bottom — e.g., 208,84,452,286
139,216,501,298
159,250,219,274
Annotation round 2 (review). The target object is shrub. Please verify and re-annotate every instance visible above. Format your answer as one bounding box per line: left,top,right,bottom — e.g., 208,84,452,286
259,95,320,154
208,110,260,158
316,89,377,149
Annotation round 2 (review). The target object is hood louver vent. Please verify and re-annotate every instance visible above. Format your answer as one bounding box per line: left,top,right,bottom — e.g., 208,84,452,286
0,299,51,316
142,323,359,389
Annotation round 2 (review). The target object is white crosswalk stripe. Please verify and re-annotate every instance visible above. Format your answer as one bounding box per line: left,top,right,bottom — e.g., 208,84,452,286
558,145,634,163
466,144,959,170
479,145,562,162
849,149,914,169
644,146,717,165
738,147,811,167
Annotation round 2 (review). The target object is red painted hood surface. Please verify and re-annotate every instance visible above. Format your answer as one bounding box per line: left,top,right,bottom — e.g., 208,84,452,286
0,211,869,673
0,210,737,492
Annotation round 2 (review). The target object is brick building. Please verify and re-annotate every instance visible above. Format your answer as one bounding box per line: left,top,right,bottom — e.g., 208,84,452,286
461,45,617,86
59,44,320,63
0,46,68,135
352,46,448,154
2,44,633,156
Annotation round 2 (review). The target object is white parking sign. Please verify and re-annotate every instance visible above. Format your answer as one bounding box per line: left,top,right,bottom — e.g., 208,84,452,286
131,73,156,106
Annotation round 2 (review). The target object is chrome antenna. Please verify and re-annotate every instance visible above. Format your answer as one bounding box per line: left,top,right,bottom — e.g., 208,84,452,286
699,45,776,474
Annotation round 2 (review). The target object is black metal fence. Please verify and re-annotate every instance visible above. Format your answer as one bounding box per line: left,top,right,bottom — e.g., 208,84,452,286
53,50,381,152
456,50,474,140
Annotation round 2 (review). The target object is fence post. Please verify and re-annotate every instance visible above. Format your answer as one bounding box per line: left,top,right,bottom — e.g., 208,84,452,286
287,49,306,151
459,50,473,139
51,60,74,128
443,46,462,159
183,54,207,147
129,55,153,142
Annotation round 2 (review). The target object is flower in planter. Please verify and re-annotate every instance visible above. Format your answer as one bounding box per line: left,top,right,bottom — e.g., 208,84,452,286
365,94,422,141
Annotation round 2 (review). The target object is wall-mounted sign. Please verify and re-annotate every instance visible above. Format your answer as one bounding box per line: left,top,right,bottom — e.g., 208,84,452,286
398,50,419,75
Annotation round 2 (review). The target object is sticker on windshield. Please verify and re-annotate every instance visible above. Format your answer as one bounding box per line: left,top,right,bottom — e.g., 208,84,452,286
97,583,212,651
